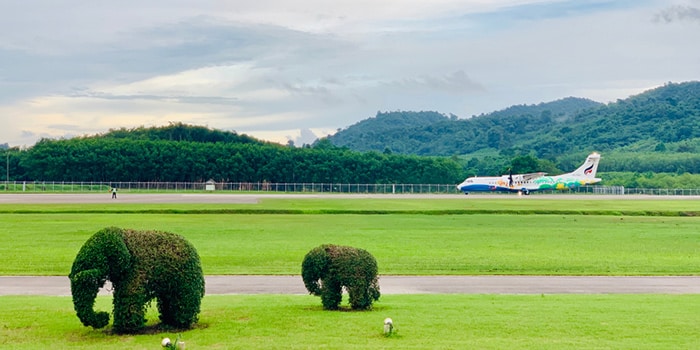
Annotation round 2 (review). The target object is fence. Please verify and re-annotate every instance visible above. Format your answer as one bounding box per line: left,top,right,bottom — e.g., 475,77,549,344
0,181,460,194
2,181,700,196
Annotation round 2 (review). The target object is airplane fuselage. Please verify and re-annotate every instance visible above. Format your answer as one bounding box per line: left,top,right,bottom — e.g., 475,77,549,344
456,174,601,194
456,153,602,195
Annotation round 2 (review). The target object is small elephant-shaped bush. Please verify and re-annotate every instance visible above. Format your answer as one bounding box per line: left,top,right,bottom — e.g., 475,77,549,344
301,244,380,310
69,227,205,334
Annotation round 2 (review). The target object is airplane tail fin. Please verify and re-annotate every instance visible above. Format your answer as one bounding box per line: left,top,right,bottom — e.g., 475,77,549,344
571,153,601,179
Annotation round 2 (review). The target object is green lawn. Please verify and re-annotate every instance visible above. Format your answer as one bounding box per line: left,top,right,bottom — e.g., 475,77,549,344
1,197,700,214
1,212,698,275
1,197,698,349
1,294,698,349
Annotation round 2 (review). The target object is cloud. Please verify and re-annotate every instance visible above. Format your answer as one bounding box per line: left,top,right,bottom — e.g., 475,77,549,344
0,16,354,98
1,0,699,148
654,5,700,23
288,128,321,146
394,71,485,93
69,90,240,106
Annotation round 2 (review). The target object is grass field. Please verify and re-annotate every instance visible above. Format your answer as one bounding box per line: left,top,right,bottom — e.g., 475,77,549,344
1,196,698,348
1,197,700,215
0,212,698,275
1,294,698,349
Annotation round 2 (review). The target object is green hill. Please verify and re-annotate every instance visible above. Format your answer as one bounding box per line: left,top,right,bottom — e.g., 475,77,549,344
325,82,700,175
8,123,462,184
100,122,266,145
327,82,699,158
326,97,603,155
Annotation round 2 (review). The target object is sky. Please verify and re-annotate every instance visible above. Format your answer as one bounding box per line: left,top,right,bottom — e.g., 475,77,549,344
1,0,699,147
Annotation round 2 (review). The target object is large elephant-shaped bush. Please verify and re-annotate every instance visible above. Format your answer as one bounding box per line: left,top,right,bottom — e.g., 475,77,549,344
69,227,205,334
301,244,380,310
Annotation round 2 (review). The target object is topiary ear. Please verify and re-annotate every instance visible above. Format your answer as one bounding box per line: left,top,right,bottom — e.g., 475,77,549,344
99,228,132,283
106,247,132,283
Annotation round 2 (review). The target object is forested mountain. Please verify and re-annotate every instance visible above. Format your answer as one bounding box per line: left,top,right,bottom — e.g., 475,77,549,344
527,82,700,159
328,111,454,154
326,97,602,155
326,82,700,160
480,97,603,121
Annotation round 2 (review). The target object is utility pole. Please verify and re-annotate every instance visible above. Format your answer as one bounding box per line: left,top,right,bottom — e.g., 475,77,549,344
5,150,8,191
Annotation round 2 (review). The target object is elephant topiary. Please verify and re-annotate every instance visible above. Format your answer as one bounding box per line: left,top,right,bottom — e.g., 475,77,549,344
69,227,205,334
301,244,380,310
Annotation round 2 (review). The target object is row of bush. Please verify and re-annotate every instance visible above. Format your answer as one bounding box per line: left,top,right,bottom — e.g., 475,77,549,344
69,228,379,334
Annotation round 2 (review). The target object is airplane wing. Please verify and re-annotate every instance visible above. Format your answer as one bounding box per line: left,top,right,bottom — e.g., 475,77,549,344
520,172,547,181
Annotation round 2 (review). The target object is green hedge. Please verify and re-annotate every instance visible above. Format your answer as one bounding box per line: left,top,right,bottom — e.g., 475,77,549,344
69,227,204,334
302,244,380,310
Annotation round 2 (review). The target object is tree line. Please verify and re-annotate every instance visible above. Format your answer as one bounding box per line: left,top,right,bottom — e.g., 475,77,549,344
2,123,699,189
2,137,462,184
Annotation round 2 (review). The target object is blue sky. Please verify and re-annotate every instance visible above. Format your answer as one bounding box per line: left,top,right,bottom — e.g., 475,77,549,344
1,0,699,147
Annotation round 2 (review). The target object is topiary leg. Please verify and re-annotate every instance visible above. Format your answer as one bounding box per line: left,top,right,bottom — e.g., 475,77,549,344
320,279,343,310
158,283,203,329
112,285,147,334
348,278,375,310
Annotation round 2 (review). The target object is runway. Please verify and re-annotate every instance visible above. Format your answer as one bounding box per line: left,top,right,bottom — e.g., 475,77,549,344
2,275,700,296
1,192,698,204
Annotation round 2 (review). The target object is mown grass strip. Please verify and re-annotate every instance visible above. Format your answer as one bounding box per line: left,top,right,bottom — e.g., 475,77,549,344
1,208,698,216
2,213,698,276
2,197,700,212
0,294,698,349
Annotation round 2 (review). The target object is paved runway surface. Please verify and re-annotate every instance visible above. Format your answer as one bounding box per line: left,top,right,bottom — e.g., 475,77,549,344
2,192,699,204
2,276,700,296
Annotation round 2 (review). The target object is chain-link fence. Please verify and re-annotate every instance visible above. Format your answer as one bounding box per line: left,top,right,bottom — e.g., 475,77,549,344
0,181,461,194
2,181,700,196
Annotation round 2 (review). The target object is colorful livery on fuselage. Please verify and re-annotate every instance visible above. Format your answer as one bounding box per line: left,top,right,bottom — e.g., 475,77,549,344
456,153,601,195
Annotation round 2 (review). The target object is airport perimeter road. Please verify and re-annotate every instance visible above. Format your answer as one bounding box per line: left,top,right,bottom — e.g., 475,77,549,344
2,276,700,296
1,193,700,204
0,193,467,204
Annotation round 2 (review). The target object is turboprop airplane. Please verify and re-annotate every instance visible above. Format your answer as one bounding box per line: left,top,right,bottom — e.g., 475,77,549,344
456,152,601,195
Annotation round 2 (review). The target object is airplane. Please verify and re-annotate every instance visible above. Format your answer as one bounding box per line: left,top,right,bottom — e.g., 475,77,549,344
456,152,601,195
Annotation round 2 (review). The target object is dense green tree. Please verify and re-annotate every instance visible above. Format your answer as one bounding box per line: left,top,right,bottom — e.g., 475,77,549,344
13,129,463,185
102,122,263,145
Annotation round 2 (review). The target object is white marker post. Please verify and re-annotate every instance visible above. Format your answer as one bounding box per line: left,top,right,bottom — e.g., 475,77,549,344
384,317,393,335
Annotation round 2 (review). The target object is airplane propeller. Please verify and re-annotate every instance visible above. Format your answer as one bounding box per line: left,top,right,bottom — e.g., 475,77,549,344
508,168,513,187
